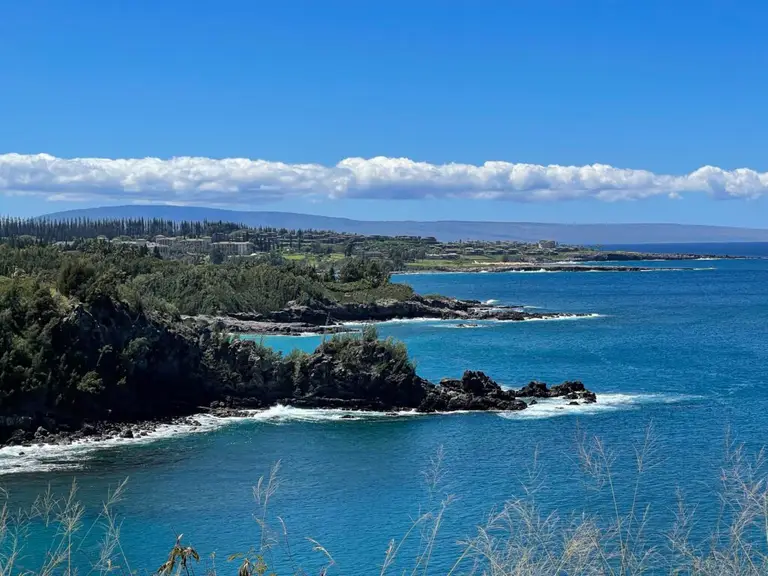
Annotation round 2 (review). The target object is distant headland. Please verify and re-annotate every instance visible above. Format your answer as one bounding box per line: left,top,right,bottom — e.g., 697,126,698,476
38,204,768,244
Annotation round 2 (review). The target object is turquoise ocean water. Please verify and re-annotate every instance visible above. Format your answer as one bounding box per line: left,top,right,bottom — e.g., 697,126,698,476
1,252,767,573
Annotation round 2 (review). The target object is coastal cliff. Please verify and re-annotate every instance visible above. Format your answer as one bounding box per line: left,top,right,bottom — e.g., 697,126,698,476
0,243,599,447
0,295,596,446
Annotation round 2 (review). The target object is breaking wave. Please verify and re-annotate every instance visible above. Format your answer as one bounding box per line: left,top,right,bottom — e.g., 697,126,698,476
498,393,700,420
518,313,604,322
0,390,698,475
343,314,603,328
0,414,239,476
0,407,421,475
249,405,418,423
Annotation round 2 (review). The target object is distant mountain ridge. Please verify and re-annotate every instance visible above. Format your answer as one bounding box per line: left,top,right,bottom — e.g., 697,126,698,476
38,205,768,244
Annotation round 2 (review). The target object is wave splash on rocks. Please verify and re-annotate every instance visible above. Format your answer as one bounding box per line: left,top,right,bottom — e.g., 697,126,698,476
190,295,600,335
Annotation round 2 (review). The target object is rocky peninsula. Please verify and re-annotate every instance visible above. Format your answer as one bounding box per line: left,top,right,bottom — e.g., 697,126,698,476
0,295,597,448
405,263,696,273
3,334,597,448
0,242,599,450
187,294,593,335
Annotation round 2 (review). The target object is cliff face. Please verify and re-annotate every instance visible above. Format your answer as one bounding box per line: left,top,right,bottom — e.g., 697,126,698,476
1,296,597,446
1,295,213,436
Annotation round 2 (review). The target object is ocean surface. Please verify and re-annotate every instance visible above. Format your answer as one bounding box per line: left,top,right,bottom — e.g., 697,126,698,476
603,241,768,257
2,255,768,573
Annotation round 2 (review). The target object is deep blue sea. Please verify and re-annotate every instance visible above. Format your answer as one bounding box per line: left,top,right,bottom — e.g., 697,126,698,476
603,241,768,257
2,254,768,573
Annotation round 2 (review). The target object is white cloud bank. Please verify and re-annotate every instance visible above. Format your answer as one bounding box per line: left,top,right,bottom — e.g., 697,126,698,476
1,153,767,205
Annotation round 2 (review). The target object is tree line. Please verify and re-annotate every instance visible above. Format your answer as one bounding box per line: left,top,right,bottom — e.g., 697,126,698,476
0,216,329,244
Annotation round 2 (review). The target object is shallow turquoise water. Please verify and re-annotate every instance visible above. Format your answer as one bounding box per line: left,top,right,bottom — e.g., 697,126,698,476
1,259,767,573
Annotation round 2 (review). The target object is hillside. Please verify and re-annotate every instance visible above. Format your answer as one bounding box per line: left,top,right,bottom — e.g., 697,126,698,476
40,205,768,244
0,242,596,446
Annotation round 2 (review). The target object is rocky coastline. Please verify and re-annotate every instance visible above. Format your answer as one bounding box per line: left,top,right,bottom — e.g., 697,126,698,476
571,252,744,262
0,287,598,453
403,263,695,274
185,295,594,335
2,371,596,449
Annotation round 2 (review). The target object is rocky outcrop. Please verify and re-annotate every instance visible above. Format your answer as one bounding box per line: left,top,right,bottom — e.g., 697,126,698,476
1,338,598,447
0,296,598,448
421,371,527,412
419,371,595,412
572,252,713,262
184,315,349,335
516,380,597,403
292,295,586,323
192,295,591,334
402,264,692,273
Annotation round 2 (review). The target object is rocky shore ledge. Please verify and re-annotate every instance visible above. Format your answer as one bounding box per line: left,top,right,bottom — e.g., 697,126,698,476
404,264,693,273
186,295,592,335
2,339,597,448
2,373,595,448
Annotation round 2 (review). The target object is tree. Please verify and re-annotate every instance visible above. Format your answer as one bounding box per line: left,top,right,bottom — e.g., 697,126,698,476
56,260,96,299
339,258,365,283
210,248,225,264
78,371,104,395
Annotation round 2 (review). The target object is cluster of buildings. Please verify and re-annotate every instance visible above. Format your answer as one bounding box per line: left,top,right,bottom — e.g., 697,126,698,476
74,226,567,265
154,236,254,255
90,228,370,260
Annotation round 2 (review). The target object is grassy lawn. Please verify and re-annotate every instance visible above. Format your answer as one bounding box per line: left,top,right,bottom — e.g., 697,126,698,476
283,252,345,263
325,280,414,303
406,256,502,268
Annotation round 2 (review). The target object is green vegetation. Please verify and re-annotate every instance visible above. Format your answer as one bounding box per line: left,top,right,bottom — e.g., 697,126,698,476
0,242,414,316
0,260,423,438
0,215,621,275
0,241,425,443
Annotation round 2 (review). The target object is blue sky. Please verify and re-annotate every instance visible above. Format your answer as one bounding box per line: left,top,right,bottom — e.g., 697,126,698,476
1,0,768,225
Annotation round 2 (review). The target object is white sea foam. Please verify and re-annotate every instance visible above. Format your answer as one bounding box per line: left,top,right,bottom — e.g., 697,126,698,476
483,299,499,304
0,390,697,475
507,268,553,274
0,407,423,475
0,413,239,476
516,313,604,322
249,404,418,423
341,317,440,327
343,313,604,328
636,266,714,272
498,393,698,420
502,266,700,274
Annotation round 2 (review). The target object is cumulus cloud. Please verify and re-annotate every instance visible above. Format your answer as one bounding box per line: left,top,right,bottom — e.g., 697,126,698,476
0,153,766,205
